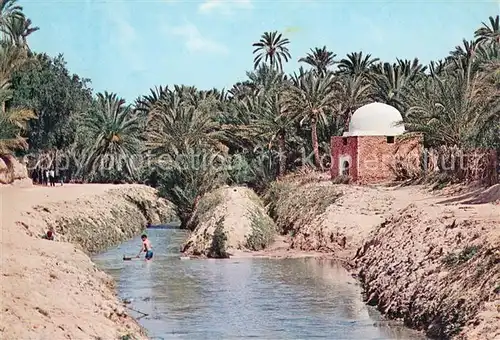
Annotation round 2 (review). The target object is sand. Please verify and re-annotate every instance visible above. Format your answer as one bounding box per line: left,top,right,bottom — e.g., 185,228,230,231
0,184,169,340
354,184,500,340
182,186,276,257
2,180,499,339
259,178,499,339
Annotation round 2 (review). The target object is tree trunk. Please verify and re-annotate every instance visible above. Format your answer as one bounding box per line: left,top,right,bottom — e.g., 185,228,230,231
54,148,58,178
185,194,202,231
311,118,320,168
343,109,352,133
277,133,286,177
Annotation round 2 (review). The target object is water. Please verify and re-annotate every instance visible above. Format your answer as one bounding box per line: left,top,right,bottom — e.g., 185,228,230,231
93,229,426,340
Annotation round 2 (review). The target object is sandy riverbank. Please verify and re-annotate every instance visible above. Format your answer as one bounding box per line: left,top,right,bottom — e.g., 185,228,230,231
0,184,174,340
354,184,500,340
254,178,500,339
2,180,498,339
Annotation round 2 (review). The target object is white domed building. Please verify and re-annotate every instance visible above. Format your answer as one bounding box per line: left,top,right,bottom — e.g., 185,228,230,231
331,102,422,184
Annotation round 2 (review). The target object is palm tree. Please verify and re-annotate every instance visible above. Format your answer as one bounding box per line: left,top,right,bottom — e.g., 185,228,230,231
0,80,35,155
369,59,425,112
158,146,228,229
475,15,500,45
135,85,169,115
252,93,296,177
145,92,227,158
429,59,447,77
1,15,39,50
337,51,379,78
81,92,141,180
283,70,336,167
0,0,23,28
404,69,499,148
298,46,336,76
246,63,288,95
446,39,479,77
0,43,28,111
252,31,291,72
475,41,500,67
396,58,427,80
0,103,34,155
334,75,371,133
228,81,257,101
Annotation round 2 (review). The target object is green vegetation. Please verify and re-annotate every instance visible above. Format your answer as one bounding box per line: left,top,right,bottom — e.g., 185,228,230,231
246,208,276,251
186,187,224,231
264,181,343,234
442,245,481,267
0,1,498,226
208,217,229,258
119,334,137,340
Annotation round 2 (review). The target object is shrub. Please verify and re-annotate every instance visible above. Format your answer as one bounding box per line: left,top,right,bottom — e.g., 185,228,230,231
245,208,276,251
442,245,480,267
157,147,228,229
264,181,342,234
208,217,229,258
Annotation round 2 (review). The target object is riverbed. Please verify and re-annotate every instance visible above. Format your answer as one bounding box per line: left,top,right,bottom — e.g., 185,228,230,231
93,229,426,340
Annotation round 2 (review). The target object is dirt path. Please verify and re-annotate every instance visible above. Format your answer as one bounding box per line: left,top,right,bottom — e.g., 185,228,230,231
0,184,152,340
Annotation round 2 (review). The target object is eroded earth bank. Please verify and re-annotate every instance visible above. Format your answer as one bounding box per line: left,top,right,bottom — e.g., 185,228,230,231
0,184,175,340
2,178,499,340
184,178,500,340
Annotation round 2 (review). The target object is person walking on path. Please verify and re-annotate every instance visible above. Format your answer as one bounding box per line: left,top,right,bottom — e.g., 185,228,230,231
49,169,55,186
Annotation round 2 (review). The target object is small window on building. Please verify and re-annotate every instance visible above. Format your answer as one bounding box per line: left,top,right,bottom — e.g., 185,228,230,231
386,136,395,144
342,138,348,145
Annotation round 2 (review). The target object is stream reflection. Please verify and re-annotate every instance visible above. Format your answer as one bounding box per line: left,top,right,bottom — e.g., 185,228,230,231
94,229,426,340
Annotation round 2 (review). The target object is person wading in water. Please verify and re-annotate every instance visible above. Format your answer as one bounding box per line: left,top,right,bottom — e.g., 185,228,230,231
136,234,153,261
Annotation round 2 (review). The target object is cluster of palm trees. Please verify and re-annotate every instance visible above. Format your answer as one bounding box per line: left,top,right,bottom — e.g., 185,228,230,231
127,16,497,225
0,1,498,224
0,0,37,156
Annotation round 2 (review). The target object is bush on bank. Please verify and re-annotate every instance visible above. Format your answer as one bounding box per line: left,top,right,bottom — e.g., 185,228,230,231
263,180,343,235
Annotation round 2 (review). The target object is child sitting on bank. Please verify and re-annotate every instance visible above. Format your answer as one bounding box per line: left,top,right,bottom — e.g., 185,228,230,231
41,229,55,240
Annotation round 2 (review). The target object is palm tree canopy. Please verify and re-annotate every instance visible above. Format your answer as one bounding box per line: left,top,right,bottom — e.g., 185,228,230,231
475,15,500,44
284,69,336,126
252,31,291,72
338,51,379,77
298,46,336,76
80,91,141,179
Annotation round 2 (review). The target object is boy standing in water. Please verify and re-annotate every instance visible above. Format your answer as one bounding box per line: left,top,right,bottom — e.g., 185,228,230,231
136,234,153,260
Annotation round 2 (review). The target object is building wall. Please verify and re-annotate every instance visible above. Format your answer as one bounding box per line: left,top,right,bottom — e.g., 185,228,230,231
357,135,422,184
330,136,358,181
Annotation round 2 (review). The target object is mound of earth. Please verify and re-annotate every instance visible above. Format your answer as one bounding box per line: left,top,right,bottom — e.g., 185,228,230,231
0,184,174,339
14,184,176,253
267,181,413,258
354,202,500,339
181,186,276,258
0,155,32,186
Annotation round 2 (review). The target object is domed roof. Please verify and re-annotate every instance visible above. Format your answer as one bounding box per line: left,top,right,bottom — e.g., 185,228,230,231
343,102,405,137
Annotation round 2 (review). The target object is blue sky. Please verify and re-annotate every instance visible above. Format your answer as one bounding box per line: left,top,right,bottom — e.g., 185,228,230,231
23,0,499,102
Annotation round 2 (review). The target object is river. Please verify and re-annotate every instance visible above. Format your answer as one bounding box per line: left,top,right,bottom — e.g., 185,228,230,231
93,228,426,340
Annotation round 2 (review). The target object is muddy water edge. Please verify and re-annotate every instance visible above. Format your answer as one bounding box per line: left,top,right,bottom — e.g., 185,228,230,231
93,228,427,340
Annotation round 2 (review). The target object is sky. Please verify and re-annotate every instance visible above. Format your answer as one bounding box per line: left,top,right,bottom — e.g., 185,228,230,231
23,0,500,102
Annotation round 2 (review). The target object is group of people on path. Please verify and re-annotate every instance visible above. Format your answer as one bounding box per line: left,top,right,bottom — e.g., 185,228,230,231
41,169,63,186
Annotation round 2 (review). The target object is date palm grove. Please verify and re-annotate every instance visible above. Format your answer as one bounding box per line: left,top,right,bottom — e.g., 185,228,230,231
0,0,498,227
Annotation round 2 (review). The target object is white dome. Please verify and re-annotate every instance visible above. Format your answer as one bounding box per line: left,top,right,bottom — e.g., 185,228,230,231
343,102,405,137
